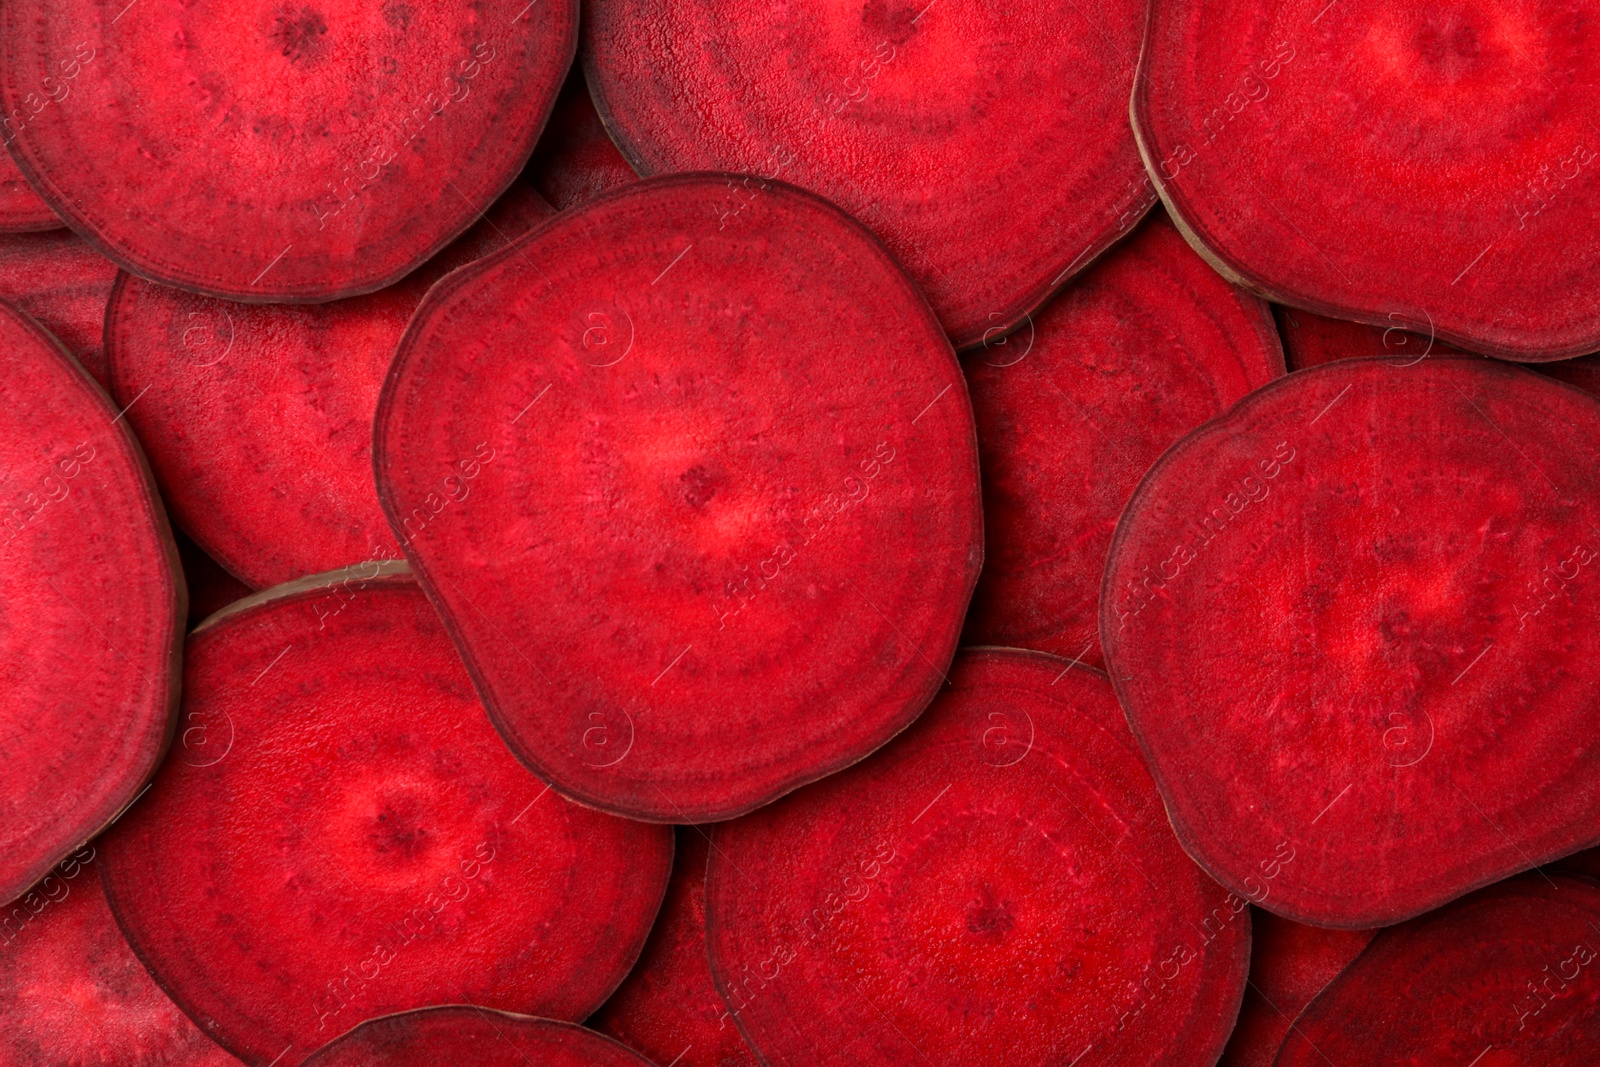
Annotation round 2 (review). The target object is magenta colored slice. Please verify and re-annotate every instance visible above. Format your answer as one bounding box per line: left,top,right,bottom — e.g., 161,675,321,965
0,230,119,389
0,3,574,301
1135,3,1600,360
1275,876,1600,1065
0,151,59,233
301,1008,654,1067
107,184,553,590
705,649,1250,1067
526,69,638,210
1103,357,1600,926
584,0,1152,348
100,566,672,1067
376,175,981,822
1273,306,1468,371
962,213,1282,664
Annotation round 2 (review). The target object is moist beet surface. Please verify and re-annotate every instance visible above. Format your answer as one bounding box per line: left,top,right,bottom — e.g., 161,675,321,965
1102,357,1600,926
526,68,638,210
0,151,59,233
1273,306,1468,371
375,174,982,822
961,214,1282,665
99,567,672,1067
705,649,1250,1067
0,230,117,388
301,1008,655,1067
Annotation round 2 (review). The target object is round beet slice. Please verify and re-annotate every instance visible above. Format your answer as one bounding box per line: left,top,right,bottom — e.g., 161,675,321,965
0,298,182,909
962,213,1282,665
1103,357,1600,926
1275,875,1600,1065
1135,2,1600,361
584,0,1151,348
375,174,982,822
0,229,119,389
1273,306,1469,372
0,152,59,233
99,565,672,1067
705,649,1250,1067
590,829,759,1067
526,68,638,211
107,184,553,590
302,1008,653,1067
0,2,575,302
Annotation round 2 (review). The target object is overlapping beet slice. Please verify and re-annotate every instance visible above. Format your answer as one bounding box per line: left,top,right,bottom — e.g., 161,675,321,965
0,2,574,302
173,530,251,627
705,649,1249,1067
1276,876,1600,1064
301,1008,654,1067
0,298,182,908
1135,1,1600,360
1539,355,1600,398
0,229,119,389
584,0,1152,347
1103,357,1600,926
526,69,638,210
0,152,59,233
99,566,672,1067
962,214,1282,664
107,184,553,590
1273,306,1467,371
376,175,981,822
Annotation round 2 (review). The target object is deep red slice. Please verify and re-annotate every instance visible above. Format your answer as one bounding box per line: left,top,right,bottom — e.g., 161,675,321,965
584,0,1152,348
0,2,574,302
99,566,672,1067
962,213,1282,665
1531,354,1600,398
0,298,182,908
590,829,759,1067
301,1008,653,1067
0,230,119,389
1275,876,1600,1065
0,151,59,233
1556,846,1600,880
1102,357,1600,926
107,184,553,590
1135,2,1600,360
172,530,251,627
1273,306,1468,371
526,69,638,211
705,649,1250,1067
0,850,241,1066
376,175,981,822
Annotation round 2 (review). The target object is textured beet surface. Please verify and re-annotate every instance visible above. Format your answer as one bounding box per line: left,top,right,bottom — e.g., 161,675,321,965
99,568,672,1067
961,214,1282,665
0,152,58,233
705,649,1250,1067
0,2,574,302
1273,306,1469,371
302,1008,654,1067
1103,357,1600,926
0,230,118,389
526,69,638,211
584,0,1152,348
590,829,759,1067
107,184,553,590
1276,876,1600,1065
376,175,982,822
1135,2,1600,360
0,298,182,909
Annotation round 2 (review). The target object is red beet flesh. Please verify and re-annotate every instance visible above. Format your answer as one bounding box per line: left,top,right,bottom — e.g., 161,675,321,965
706,649,1250,1067
526,69,638,211
0,152,58,232
301,1008,654,1067
1103,357,1600,926
375,175,982,822
1274,306,1468,371
962,213,1282,664
99,567,672,1066
172,531,251,628
0,230,118,388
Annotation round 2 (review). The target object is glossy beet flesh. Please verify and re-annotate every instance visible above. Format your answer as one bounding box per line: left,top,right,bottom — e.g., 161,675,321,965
1103,358,1600,926
526,68,638,211
705,650,1250,1067
301,1009,655,1067
0,230,118,388
376,175,982,822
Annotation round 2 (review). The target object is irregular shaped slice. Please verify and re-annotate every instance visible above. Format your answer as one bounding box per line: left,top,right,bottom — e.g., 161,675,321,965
1273,306,1468,371
705,649,1250,1067
301,1008,653,1067
0,298,182,908
376,175,981,821
584,0,1152,347
1135,2,1600,360
590,829,759,1067
962,214,1282,664
0,231,117,388
0,851,241,1066
99,566,672,1067
0,3,574,301
526,68,638,210
172,530,250,628
1102,357,1600,926
107,184,553,589
1276,876,1600,1065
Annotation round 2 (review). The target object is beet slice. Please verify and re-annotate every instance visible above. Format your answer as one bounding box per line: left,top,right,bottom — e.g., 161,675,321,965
1273,306,1468,372
0,229,118,389
173,530,251,628
301,1008,653,1067
962,213,1282,665
705,648,1250,1066
526,69,638,211
99,565,672,1067
0,2,575,302
590,829,759,1067
0,297,182,908
107,184,553,590
1534,354,1600,399
584,0,1151,348
0,151,59,233
1556,847,1600,880
1102,357,1600,926
376,174,981,822
1275,875,1600,1064
0,850,241,1066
